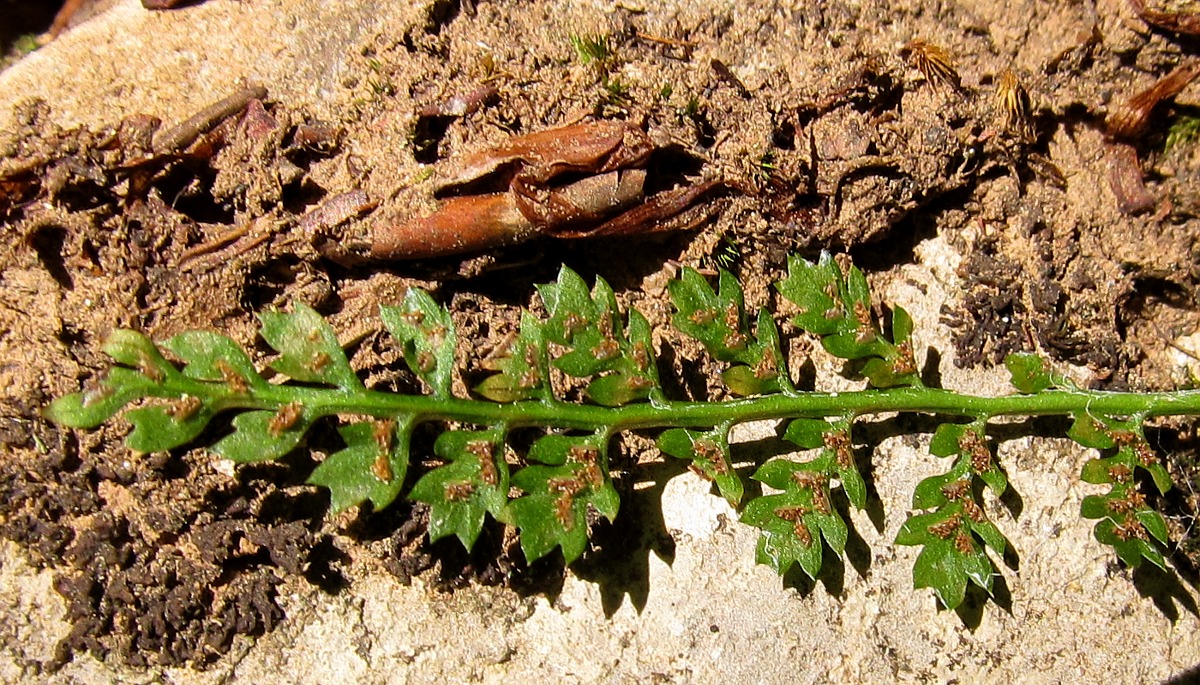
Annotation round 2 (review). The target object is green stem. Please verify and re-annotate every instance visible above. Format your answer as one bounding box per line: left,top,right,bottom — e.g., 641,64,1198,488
177,380,1200,431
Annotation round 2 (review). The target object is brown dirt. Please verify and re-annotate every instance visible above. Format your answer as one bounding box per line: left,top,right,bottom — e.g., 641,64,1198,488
2,0,1199,674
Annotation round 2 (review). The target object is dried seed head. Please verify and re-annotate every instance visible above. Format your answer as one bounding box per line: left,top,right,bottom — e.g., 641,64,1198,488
690,308,717,325
997,68,1033,139
902,40,961,89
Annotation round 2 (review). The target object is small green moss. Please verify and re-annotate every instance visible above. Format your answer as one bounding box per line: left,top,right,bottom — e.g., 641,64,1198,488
711,233,743,271
602,77,630,103
1165,111,1200,154
569,33,612,69
13,34,39,56
754,150,778,182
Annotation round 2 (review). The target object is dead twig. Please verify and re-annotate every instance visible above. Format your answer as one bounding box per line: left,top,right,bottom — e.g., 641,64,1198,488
298,189,377,234
152,85,268,154
178,218,276,272
417,85,499,119
635,32,698,49
48,0,87,39
368,121,724,260
177,221,258,267
1130,0,1200,36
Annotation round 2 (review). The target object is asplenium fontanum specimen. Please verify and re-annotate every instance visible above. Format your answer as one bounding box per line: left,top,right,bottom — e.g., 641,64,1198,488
47,253,1190,610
